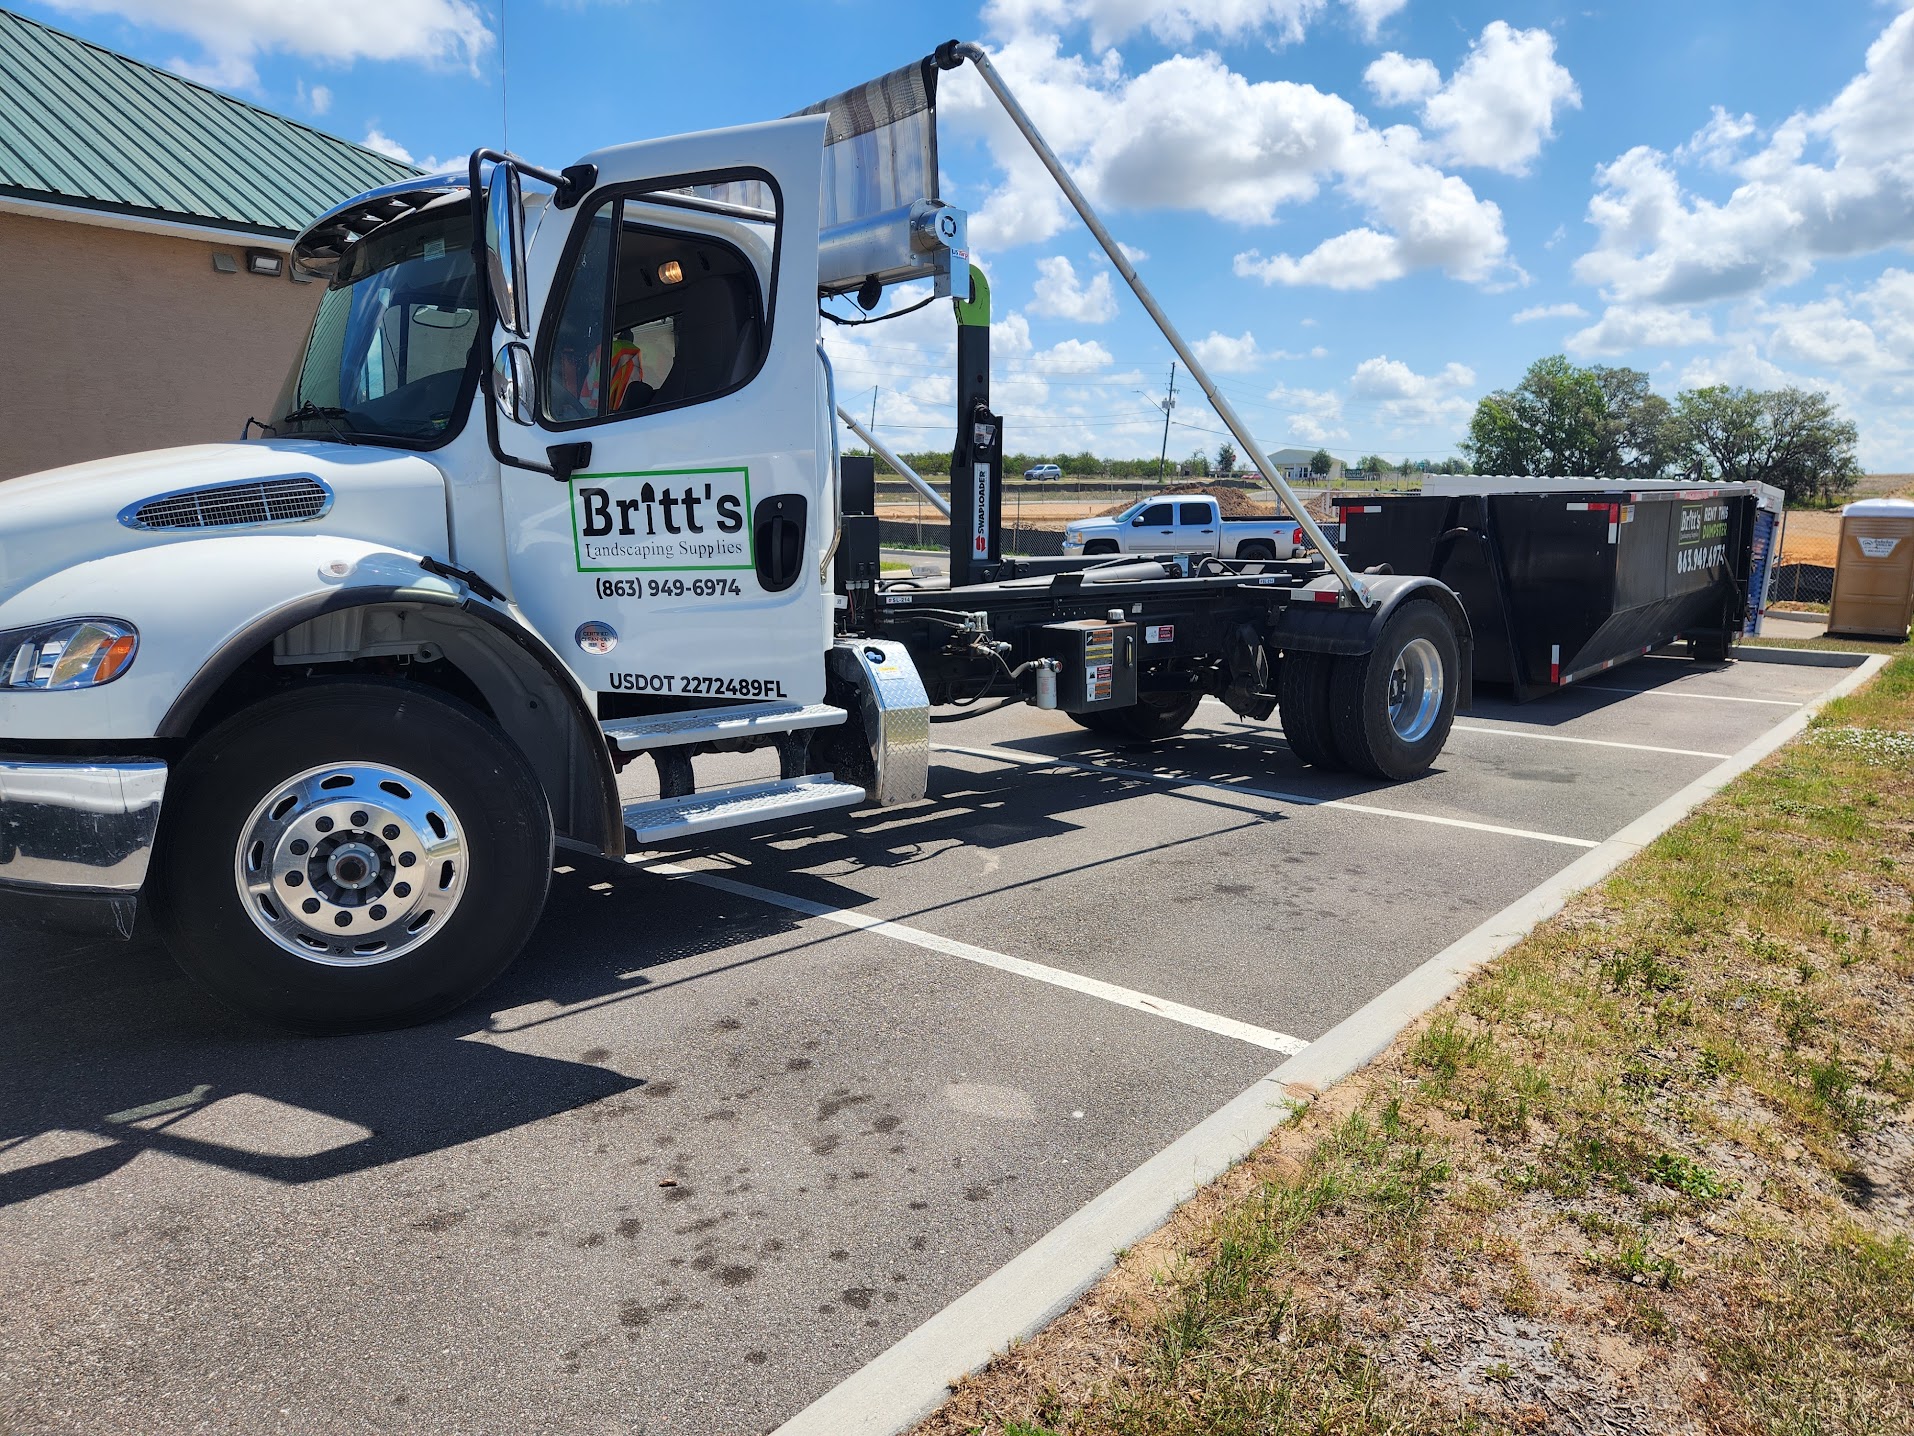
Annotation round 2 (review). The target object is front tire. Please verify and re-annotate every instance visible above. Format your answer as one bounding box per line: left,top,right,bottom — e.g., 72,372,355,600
1327,600,1460,780
1083,540,1120,556
151,681,554,1033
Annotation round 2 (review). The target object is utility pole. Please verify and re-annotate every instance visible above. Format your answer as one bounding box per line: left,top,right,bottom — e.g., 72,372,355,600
1156,361,1177,484
869,386,878,435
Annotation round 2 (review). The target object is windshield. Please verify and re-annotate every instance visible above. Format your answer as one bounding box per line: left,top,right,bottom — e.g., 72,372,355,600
275,206,479,445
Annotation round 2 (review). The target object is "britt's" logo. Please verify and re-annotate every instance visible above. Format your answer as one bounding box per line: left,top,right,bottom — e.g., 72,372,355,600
570,467,754,573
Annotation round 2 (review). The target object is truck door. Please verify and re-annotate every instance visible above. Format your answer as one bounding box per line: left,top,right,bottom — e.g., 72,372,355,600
1180,500,1217,552
499,117,829,706
1132,501,1176,551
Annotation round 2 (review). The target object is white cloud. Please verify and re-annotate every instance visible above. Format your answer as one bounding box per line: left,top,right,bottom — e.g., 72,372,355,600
362,128,414,164
984,0,1325,48
1030,256,1117,323
1192,331,1265,372
1370,22,1579,175
1264,383,1347,443
1342,0,1406,42
1511,301,1589,323
40,0,492,92
307,82,332,115
1764,295,1902,371
1030,337,1115,372
945,37,1511,288
1673,105,1757,170
1575,6,1914,307
1346,355,1475,425
1364,51,1439,107
1564,305,1717,355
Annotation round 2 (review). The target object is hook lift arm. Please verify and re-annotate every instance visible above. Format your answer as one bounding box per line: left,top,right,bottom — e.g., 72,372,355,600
935,40,1373,606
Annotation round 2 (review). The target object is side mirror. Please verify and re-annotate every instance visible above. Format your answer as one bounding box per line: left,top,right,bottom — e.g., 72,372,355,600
492,342,535,425
1132,515,1148,526
485,164,530,338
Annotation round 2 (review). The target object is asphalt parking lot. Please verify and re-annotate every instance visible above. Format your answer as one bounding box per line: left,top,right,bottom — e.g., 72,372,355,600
0,651,1856,1435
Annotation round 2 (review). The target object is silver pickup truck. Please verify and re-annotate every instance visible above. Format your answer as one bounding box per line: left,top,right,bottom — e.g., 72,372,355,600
1062,494,1301,559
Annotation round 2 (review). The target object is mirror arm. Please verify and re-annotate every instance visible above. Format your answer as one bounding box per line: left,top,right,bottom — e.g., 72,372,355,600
469,148,559,481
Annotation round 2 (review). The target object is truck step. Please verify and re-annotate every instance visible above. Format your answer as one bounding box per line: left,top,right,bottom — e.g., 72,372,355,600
601,701,847,753
622,775,866,849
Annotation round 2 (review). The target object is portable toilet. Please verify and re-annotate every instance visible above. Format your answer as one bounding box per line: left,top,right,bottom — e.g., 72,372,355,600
1828,498,1914,640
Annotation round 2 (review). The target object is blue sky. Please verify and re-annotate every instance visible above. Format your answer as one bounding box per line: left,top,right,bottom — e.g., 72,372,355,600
21,0,1914,468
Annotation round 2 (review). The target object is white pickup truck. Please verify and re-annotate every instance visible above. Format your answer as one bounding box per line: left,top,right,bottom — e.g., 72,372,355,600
1062,495,1301,560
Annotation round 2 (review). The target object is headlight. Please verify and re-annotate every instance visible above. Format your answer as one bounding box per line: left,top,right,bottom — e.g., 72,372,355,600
1065,528,1081,542
1,618,140,691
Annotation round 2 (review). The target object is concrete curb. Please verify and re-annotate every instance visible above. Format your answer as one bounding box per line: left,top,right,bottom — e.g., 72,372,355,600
771,650,1890,1436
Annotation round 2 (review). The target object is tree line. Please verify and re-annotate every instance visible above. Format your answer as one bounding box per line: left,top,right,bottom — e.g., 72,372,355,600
1464,355,1862,504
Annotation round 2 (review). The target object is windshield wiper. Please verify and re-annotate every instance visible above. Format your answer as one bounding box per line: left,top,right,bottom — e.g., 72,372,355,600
278,401,360,445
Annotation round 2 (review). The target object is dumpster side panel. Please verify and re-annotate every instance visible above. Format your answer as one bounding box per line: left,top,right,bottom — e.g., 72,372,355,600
1338,485,1757,702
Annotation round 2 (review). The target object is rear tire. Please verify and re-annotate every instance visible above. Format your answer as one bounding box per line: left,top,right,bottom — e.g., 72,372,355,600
1691,627,1736,663
1238,541,1275,562
1328,600,1459,781
151,681,554,1033
1067,691,1201,742
1277,651,1344,771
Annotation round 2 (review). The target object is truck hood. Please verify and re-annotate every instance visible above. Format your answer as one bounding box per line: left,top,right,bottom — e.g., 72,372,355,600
0,441,452,602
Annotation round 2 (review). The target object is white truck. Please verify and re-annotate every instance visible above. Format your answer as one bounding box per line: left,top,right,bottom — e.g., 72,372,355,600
0,43,1472,1031
1062,495,1302,560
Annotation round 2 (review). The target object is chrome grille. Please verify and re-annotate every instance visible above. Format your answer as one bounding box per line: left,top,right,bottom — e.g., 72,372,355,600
126,476,331,531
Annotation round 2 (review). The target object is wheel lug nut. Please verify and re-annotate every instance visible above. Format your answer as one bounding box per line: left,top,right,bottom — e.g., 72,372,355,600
383,825,400,841
315,817,334,833
334,913,352,928
393,882,411,898
351,811,369,827
289,839,309,856
398,853,416,868
284,872,303,887
369,905,388,921
302,898,321,915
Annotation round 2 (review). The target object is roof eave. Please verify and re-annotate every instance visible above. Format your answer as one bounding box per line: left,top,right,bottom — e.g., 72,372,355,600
0,188,297,247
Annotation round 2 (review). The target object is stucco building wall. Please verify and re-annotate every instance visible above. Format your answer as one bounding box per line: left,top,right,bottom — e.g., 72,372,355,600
0,209,321,479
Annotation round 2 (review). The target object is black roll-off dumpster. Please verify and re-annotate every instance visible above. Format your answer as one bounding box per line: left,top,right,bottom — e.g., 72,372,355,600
1337,477,1768,702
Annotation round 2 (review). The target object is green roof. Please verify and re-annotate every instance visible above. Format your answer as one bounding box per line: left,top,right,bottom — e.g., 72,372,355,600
0,7,419,239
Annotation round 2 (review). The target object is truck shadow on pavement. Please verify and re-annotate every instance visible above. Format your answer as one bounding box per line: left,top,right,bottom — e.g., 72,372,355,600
0,736,1385,1211
0,916,670,1208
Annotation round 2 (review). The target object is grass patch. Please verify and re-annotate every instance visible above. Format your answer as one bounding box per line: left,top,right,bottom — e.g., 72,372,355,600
922,654,1914,1436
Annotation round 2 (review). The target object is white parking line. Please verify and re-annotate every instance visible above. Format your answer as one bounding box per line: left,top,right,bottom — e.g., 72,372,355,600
1222,716,1732,761
939,744,1602,850
645,862,1309,1055
1448,724,1733,759
1573,684,1803,707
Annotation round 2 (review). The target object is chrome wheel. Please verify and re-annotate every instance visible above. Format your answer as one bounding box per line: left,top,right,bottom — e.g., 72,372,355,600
233,763,468,967
1387,636,1445,743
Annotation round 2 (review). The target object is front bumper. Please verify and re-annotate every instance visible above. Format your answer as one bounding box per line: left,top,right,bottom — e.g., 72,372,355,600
0,759,166,936
1061,539,1086,556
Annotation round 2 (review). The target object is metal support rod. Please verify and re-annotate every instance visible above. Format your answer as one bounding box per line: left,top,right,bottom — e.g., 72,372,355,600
949,40,1370,604
838,405,952,519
